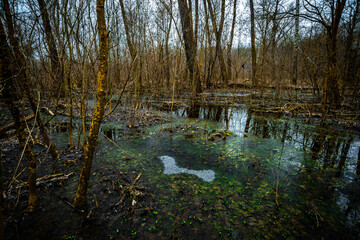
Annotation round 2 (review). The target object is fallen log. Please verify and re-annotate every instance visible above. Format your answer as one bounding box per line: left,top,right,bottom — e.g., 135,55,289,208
0,113,35,135
16,172,74,187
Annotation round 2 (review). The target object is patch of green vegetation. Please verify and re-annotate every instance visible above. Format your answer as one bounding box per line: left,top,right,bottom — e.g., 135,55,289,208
46,114,355,239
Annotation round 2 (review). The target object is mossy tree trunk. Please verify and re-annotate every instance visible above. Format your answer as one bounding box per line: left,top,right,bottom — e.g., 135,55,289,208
73,0,109,208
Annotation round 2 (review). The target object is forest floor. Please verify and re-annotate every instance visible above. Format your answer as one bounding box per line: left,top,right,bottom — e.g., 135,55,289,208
1,103,173,240
1,89,360,239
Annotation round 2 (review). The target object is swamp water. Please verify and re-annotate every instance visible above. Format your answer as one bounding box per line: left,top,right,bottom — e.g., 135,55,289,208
53,100,360,239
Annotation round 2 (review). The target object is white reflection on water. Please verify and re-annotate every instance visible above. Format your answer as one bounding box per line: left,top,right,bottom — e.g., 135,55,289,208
159,156,215,182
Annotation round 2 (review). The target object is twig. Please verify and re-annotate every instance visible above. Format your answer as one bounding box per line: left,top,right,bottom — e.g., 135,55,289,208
100,131,137,159
41,106,55,116
133,173,142,184
134,207,153,212
17,172,73,187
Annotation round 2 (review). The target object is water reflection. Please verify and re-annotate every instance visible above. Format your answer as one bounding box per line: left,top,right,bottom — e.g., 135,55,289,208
159,155,215,182
168,103,360,225
94,96,359,227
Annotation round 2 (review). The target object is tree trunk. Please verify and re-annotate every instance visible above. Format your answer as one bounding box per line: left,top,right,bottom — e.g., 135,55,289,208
227,0,237,83
344,0,359,88
64,0,74,148
74,0,109,208
324,0,347,110
0,144,4,240
165,14,172,90
37,0,61,95
326,31,341,108
3,0,59,161
250,0,257,87
270,0,279,88
292,0,300,86
177,0,201,99
119,0,143,98
207,0,227,85
0,21,37,212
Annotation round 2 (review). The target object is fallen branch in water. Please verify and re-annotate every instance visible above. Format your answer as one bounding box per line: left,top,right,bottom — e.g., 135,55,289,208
0,113,35,135
41,106,55,116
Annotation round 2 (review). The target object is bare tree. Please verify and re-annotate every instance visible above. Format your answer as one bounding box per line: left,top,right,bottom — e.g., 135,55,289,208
0,20,37,212
37,0,62,95
177,0,201,98
206,0,228,84
292,0,300,86
3,0,59,161
250,0,257,87
343,0,360,96
303,0,347,111
74,0,109,208
227,0,237,83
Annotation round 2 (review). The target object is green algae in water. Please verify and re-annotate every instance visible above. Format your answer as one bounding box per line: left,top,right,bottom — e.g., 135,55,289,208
96,118,356,239
47,106,358,239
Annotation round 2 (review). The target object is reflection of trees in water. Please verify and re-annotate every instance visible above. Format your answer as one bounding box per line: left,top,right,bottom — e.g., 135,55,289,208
322,133,337,170
182,104,358,183
192,105,225,121
335,137,353,177
309,128,355,178
105,129,115,140
305,127,359,225
239,110,359,225
200,104,359,224
187,104,200,118
357,148,360,176
241,111,356,181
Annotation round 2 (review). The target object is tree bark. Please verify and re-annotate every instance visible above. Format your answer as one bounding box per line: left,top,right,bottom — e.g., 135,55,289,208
344,0,359,88
119,0,142,98
37,0,61,94
292,0,300,86
0,20,37,212
270,0,279,87
0,144,4,240
177,0,201,99
64,0,74,148
74,0,109,208
322,0,346,110
250,0,257,87
206,0,227,85
227,0,237,83
3,0,59,161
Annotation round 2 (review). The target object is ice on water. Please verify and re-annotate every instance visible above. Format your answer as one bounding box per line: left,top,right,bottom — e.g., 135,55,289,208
159,155,215,182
